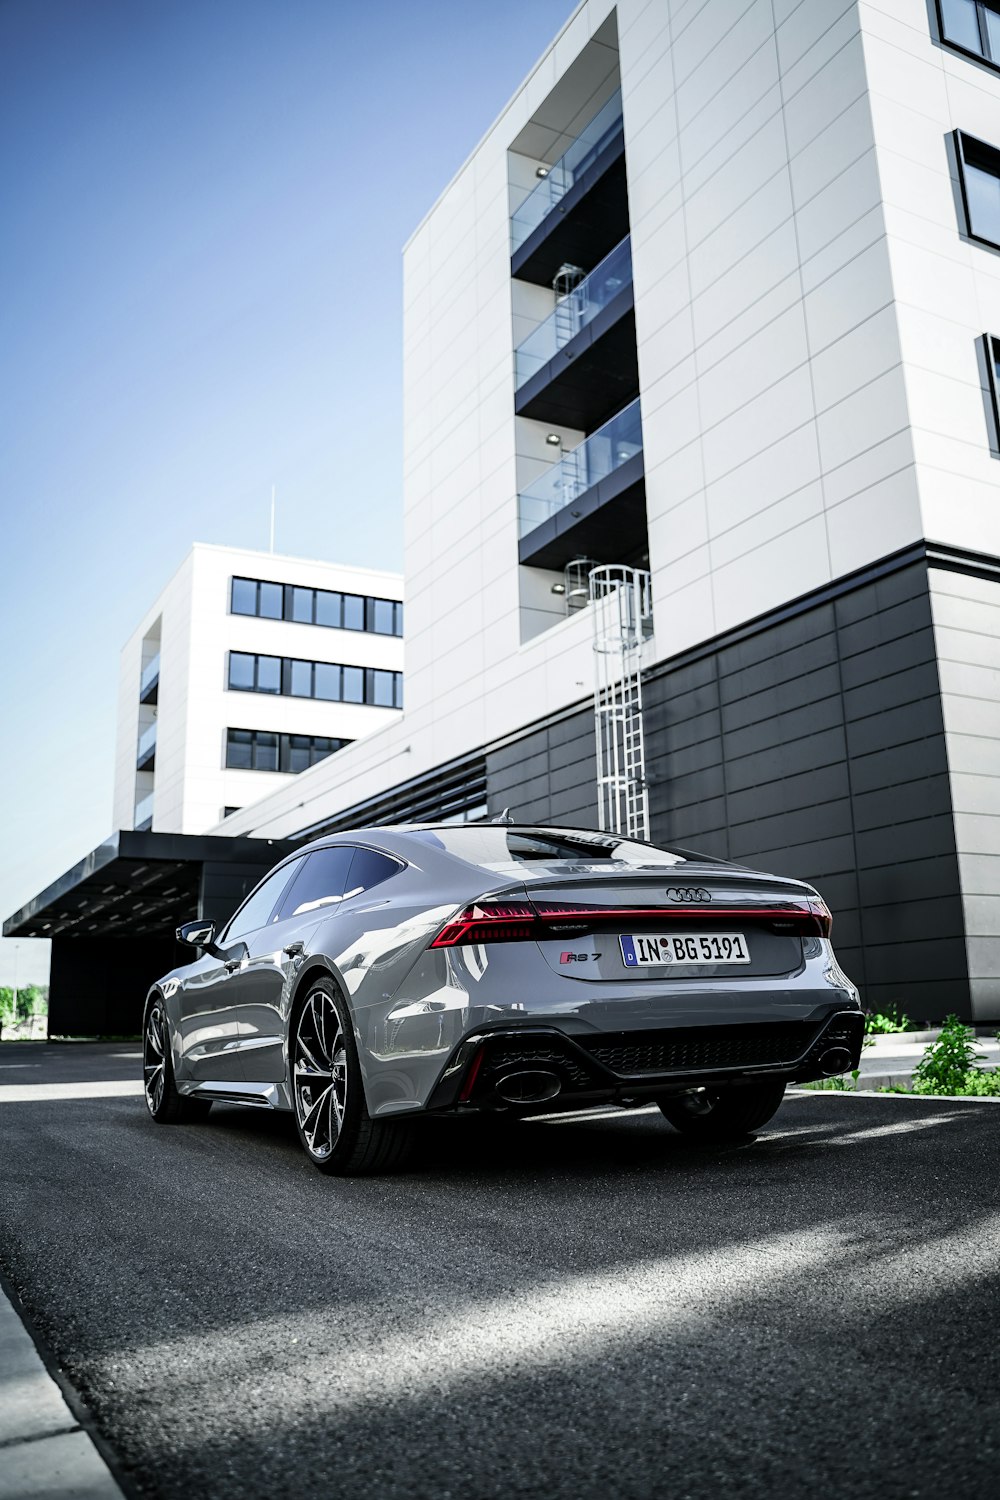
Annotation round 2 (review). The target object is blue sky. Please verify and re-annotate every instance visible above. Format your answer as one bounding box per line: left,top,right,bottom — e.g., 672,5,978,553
0,0,574,984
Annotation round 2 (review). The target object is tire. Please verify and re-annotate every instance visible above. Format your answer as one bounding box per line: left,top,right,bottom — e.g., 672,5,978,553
143,998,212,1124
290,978,411,1176
658,1081,786,1142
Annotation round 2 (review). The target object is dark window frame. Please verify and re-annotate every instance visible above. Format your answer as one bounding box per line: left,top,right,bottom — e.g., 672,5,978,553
225,727,351,773
227,651,402,707
982,332,1000,454
936,0,1000,72
954,130,1000,250
228,651,283,695
228,575,403,635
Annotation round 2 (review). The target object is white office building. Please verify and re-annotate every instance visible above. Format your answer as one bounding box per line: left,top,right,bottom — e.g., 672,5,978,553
113,544,404,835
209,0,998,1023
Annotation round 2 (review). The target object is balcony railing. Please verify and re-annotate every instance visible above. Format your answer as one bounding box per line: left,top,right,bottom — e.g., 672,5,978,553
134,791,154,830
511,88,623,252
139,652,160,702
515,237,632,389
136,722,157,768
518,398,643,538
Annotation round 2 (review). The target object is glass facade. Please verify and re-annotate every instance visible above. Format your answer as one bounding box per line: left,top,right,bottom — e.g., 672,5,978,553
230,576,403,636
225,728,350,773
227,652,403,708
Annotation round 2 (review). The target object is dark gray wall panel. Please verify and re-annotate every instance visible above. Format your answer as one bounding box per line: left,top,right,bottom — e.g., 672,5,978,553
485,559,969,1021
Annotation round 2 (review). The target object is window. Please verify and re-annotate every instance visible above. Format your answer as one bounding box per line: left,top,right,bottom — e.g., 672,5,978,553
229,575,402,634
229,652,282,694
259,581,283,619
231,577,283,618
938,0,1000,68
290,586,313,623
342,593,365,631
226,728,253,769
256,733,279,772
290,659,312,697
956,132,1000,247
345,846,401,895
276,847,357,920
231,577,257,615
228,652,257,691
314,662,340,701
226,729,350,772
226,728,277,771
224,861,303,942
408,826,694,870
315,589,341,628
369,598,402,635
984,333,1000,452
368,668,399,707
285,734,314,774
226,652,402,706
342,665,364,703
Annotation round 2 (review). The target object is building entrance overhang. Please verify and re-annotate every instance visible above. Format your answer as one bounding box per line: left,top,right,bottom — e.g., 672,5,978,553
4,830,293,941
4,831,295,1037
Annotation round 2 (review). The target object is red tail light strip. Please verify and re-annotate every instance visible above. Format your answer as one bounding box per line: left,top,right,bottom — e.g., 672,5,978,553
429,898,832,947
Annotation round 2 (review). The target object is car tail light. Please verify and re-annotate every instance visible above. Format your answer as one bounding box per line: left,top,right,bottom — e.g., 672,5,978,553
807,898,833,938
428,902,540,948
428,896,834,947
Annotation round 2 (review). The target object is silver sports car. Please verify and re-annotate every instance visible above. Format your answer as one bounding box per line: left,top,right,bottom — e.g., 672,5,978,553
143,823,863,1173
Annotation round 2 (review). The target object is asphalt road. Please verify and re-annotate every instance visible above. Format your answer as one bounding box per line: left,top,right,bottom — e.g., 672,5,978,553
2,1042,999,1500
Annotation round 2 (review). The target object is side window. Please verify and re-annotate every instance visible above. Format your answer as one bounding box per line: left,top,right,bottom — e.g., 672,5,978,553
276,846,357,920
224,861,303,942
345,847,401,896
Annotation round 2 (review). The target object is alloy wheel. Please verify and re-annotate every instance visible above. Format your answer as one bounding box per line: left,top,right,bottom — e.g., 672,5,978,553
143,1002,167,1116
293,989,348,1160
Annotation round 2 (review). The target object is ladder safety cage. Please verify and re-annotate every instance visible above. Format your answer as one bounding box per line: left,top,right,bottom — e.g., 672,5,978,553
589,564,653,842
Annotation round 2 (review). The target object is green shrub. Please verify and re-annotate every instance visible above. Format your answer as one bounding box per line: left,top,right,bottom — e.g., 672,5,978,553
911,1015,987,1095
955,1067,1000,1097
0,985,48,1025
864,1004,916,1035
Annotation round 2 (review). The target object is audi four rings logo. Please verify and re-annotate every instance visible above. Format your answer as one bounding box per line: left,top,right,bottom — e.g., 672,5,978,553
666,887,712,903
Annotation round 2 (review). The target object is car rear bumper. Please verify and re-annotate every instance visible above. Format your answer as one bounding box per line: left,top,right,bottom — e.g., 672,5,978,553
425,1005,865,1113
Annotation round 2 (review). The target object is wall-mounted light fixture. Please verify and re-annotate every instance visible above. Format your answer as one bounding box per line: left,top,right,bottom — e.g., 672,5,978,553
545,432,562,446
536,165,550,178
550,582,567,595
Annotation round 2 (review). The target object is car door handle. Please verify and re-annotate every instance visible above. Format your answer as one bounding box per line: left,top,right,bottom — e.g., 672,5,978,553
283,941,304,958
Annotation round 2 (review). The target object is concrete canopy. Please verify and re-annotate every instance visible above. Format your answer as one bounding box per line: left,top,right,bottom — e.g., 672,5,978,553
4,830,294,1036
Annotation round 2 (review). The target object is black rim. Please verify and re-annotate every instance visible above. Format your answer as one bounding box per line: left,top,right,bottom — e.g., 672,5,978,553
293,990,348,1160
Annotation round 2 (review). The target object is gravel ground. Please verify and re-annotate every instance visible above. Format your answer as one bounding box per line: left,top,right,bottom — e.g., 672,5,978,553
2,1041,999,1499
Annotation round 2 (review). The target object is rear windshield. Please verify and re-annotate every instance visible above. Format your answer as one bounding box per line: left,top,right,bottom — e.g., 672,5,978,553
409,826,705,870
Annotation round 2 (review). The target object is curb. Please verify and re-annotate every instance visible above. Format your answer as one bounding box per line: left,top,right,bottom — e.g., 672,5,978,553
0,1272,132,1498
788,1086,1000,1104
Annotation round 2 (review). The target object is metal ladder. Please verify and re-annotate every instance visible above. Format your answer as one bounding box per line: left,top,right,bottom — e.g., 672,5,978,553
589,564,653,840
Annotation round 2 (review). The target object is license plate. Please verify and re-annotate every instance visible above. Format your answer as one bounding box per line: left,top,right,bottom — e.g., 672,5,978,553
620,933,751,967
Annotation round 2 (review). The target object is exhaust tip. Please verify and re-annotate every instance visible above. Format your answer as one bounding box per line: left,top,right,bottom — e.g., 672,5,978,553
819,1046,852,1077
495,1069,562,1104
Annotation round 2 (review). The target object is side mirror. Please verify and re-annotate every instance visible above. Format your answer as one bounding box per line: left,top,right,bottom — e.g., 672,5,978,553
176,919,217,951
